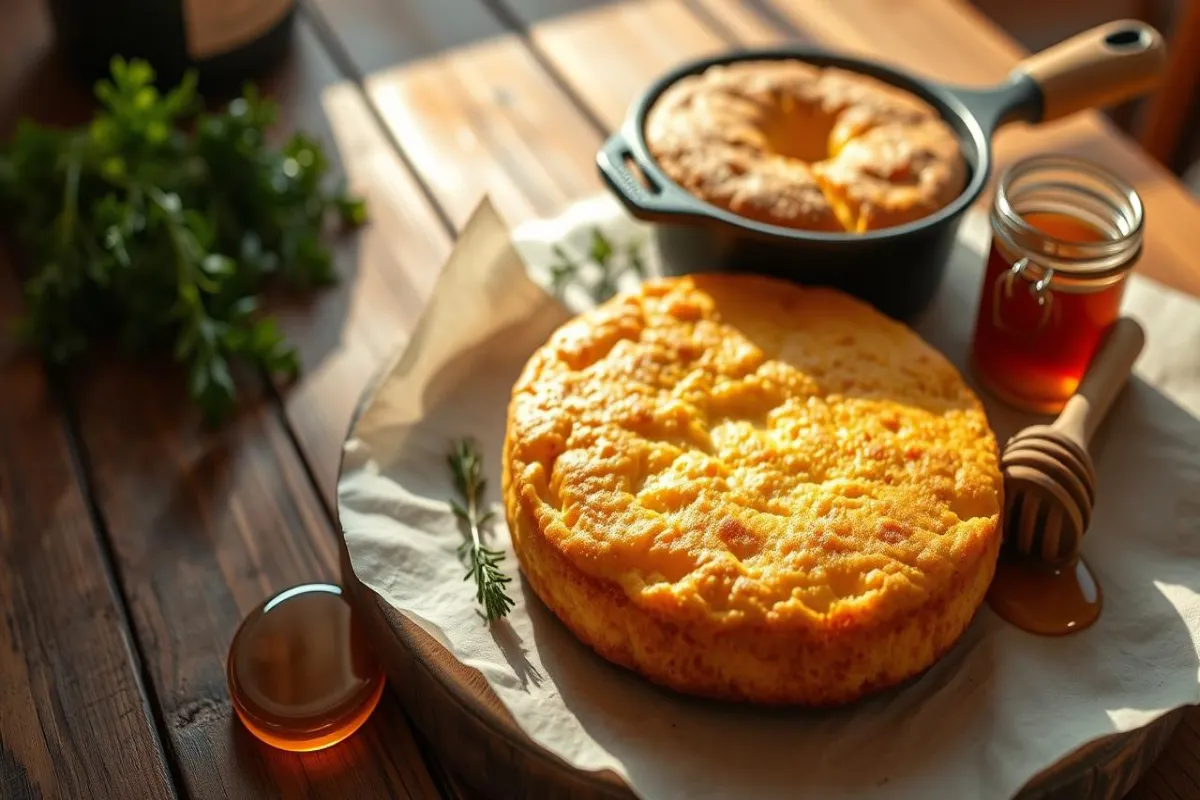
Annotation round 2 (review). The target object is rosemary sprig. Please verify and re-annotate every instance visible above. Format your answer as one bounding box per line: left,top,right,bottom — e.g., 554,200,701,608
447,437,515,622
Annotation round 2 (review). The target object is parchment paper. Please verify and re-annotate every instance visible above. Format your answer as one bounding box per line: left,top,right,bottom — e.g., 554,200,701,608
338,196,1200,799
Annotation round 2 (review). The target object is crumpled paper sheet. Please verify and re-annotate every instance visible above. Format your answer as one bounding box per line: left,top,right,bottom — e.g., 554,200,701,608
339,196,1200,799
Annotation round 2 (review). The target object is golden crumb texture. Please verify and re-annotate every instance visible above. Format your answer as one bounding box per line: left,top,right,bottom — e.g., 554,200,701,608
645,61,967,232
502,275,1002,705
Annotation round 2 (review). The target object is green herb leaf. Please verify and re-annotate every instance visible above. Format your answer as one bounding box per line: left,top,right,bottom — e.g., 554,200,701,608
0,58,368,424
588,227,612,266
544,229,647,303
201,254,235,276
335,194,369,228
626,240,646,277
447,437,514,622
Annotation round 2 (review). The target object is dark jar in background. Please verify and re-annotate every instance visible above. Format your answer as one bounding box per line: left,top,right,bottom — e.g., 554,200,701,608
970,156,1144,413
46,0,296,92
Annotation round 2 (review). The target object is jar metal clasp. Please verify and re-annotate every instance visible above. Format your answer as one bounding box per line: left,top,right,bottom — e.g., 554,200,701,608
992,257,1054,334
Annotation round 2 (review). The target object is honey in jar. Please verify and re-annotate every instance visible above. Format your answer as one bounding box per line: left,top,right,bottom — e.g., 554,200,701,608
971,156,1143,413
227,583,385,752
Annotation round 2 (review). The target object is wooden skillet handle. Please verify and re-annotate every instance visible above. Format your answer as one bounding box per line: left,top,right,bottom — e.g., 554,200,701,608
1054,317,1146,448
1013,20,1167,123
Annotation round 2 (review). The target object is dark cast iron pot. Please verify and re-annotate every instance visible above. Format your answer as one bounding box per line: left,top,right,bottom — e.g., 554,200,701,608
598,20,1165,321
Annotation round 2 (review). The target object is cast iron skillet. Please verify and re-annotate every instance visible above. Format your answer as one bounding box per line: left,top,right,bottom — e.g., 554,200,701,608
597,20,1165,320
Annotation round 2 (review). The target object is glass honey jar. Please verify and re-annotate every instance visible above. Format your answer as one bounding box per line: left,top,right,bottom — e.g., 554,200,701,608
970,156,1144,413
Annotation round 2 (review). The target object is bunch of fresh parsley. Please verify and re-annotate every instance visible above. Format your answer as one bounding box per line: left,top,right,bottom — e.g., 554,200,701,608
0,57,366,423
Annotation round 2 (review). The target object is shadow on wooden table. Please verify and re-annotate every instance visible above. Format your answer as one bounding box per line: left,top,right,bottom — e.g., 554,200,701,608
254,25,367,374
0,40,92,134
227,689,428,791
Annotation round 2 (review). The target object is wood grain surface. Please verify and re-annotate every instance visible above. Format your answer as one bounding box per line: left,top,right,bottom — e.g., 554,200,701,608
307,0,602,227
1,0,1199,797
0,237,176,800
0,3,444,799
63,17,444,800
260,11,453,507
0,7,175,799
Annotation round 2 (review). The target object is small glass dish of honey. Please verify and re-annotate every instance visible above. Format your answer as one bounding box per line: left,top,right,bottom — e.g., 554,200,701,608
227,583,385,752
970,155,1144,413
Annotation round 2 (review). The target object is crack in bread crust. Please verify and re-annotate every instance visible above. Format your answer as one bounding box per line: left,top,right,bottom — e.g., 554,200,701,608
503,275,1002,705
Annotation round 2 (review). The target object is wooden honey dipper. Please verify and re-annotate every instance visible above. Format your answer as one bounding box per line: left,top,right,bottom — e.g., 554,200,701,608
1000,317,1145,565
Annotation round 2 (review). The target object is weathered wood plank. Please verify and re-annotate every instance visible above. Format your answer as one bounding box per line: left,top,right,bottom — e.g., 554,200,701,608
0,256,176,800
263,9,456,504
1128,696,1200,799
0,6,176,799
0,2,444,797
306,0,603,228
70,345,437,800
281,0,615,520
278,0,616,507
495,0,726,127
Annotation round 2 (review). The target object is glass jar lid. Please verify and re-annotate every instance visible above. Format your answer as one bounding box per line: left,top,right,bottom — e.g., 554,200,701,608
992,155,1143,289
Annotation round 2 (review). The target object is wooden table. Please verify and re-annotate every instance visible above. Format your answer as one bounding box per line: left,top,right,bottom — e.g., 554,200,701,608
1,1,1198,798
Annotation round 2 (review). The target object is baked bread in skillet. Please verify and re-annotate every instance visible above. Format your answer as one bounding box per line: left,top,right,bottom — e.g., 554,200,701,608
645,61,967,232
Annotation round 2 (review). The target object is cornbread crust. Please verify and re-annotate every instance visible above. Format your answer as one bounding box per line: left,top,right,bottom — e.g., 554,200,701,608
644,61,968,233
503,275,1002,705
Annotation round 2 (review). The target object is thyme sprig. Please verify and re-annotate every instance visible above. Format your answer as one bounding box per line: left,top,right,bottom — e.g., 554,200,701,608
447,438,514,622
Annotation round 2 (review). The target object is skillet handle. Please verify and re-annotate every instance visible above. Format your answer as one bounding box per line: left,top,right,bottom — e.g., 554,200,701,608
1012,19,1166,123
597,129,708,224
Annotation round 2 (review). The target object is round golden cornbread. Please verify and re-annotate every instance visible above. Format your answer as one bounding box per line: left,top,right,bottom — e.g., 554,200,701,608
644,61,968,232
502,275,1002,706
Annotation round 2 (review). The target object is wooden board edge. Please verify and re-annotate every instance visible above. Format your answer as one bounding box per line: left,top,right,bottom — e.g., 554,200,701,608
337,535,633,800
